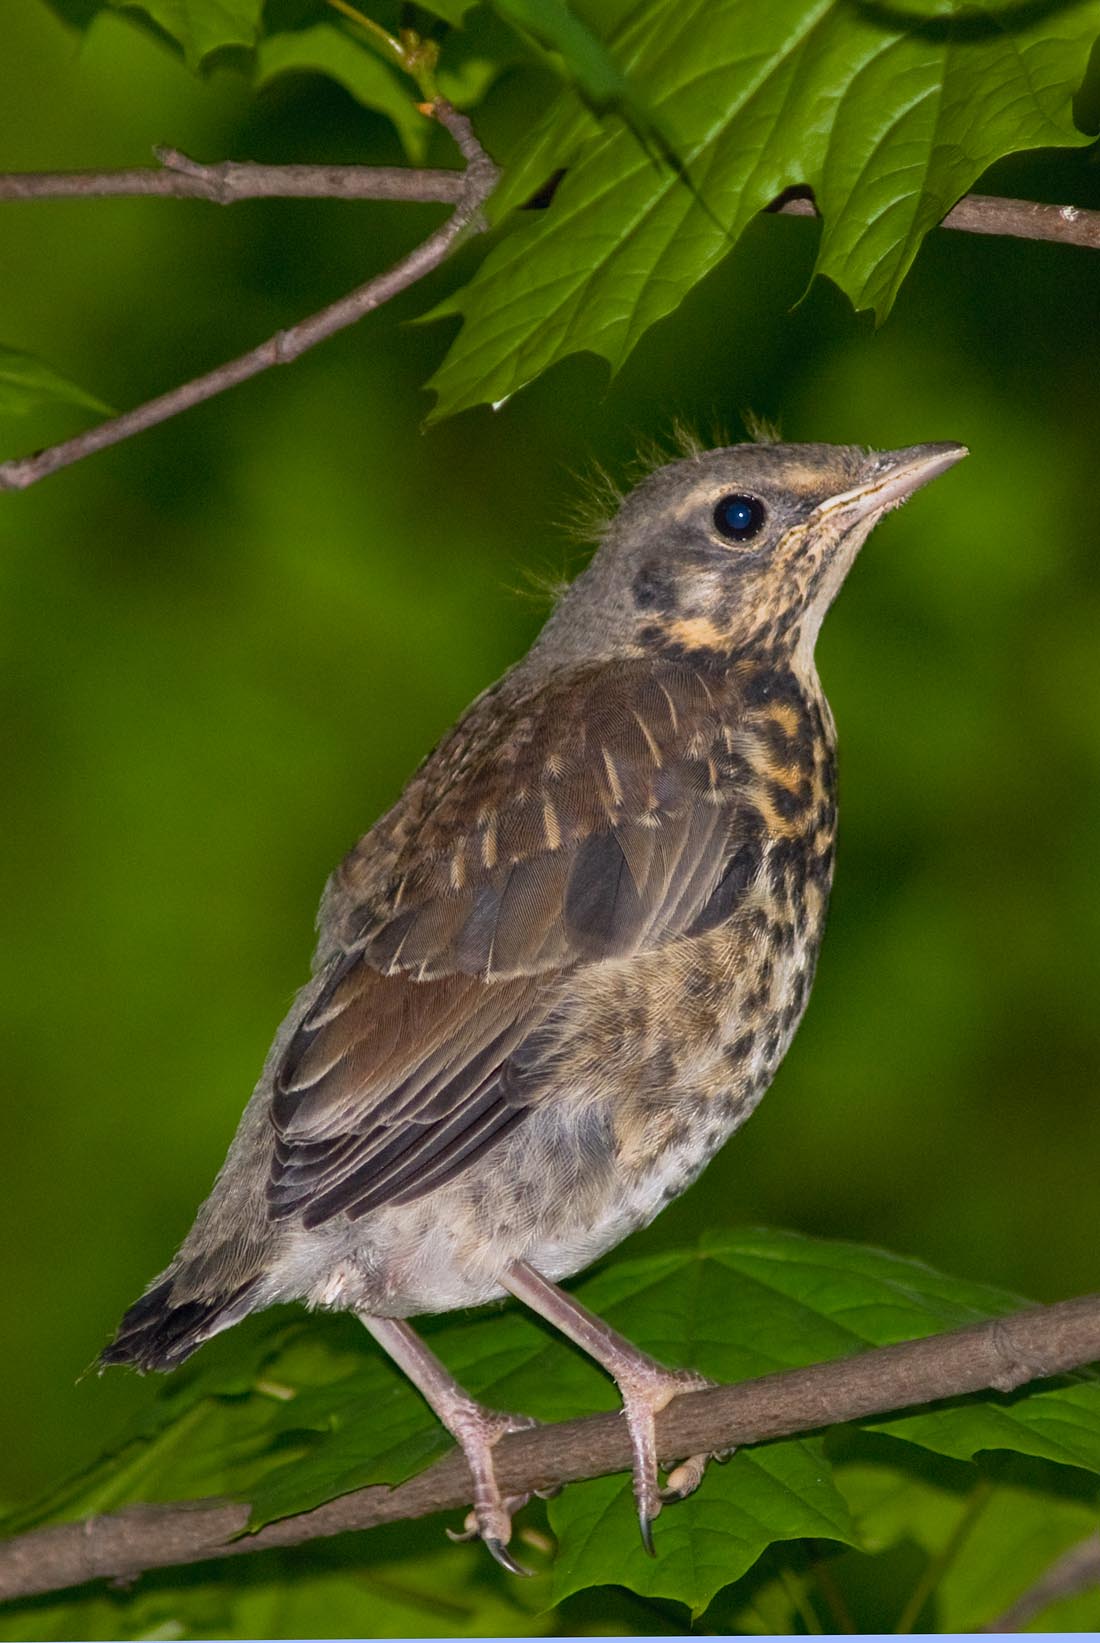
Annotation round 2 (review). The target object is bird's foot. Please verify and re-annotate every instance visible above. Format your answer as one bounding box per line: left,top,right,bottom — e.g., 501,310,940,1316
441,1402,541,1574
499,1262,723,1557
616,1364,718,1552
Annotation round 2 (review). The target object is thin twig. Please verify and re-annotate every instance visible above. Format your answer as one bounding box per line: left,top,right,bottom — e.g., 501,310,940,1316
0,105,495,494
769,190,1100,250
982,1531,1100,1631
1,1289,1099,1605
0,149,464,205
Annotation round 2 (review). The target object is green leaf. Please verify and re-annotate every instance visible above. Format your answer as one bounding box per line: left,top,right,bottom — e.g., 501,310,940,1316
492,0,629,105
875,1374,1100,1475
837,1452,1100,1632
709,1446,1100,1633
0,345,113,419
436,9,532,110
424,0,1100,418
490,0,679,169
0,1313,359,1536
417,0,482,22
550,1439,857,1616
108,0,261,69
255,25,431,161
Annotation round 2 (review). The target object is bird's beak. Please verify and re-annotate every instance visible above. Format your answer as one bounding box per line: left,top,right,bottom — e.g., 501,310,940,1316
818,442,968,521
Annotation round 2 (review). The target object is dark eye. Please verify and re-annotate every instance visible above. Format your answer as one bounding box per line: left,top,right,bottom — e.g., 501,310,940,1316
713,493,767,543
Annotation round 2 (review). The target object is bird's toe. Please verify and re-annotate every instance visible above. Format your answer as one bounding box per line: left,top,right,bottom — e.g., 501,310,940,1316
661,1444,734,1502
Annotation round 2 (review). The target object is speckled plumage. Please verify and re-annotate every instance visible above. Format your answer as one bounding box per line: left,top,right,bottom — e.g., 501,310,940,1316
103,437,965,1562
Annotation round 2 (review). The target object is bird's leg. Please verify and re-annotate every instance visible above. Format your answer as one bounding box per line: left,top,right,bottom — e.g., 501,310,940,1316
358,1313,538,1574
502,1261,720,1553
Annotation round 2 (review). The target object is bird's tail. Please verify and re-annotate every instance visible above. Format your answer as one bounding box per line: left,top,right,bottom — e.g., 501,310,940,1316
100,1270,262,1372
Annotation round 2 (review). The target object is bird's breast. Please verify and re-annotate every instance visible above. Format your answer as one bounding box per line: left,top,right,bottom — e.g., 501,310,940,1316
505,665,837,1236
609,675,836,1138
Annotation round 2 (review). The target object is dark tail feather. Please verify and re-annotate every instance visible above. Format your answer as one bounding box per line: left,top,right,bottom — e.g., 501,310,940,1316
101,1274,261,1372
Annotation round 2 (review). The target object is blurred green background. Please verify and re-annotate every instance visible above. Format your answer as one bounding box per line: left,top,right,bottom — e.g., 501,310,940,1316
2,0,1099,1519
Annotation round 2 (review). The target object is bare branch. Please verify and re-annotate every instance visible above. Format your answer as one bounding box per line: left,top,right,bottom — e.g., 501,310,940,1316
4,151,1098,251
983,1532,1100,1631
939,192,1100,249
770,190,1100,250
2,1289,1099,1605
0,104,495,494
0,148,464,205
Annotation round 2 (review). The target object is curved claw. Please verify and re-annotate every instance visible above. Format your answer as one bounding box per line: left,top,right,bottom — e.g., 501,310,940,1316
485,1536,534,1577
639,1512,657,1557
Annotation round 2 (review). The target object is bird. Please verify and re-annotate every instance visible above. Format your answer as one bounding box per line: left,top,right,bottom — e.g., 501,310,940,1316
102,435,966,1571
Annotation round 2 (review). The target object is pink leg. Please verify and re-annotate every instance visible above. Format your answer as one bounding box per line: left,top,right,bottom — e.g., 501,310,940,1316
359,1313,538,1574
502,1261,719,1552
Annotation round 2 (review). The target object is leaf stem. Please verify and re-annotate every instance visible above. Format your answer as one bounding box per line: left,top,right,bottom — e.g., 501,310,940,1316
779,1561,823,1635
325,0,440,100
809,1542,857,1634
893,1474,993,1634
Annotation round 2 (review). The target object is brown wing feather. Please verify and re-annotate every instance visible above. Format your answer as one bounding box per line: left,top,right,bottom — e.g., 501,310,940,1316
268,660,749,1226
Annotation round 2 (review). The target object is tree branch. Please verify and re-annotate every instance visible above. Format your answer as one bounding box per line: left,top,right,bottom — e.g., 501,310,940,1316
769,190,1100,250
0,104,495,494
4,153,1098,250
2,1289,1099,1605
0,147,464,205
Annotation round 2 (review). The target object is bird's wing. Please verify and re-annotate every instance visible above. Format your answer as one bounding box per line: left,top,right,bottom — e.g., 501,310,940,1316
268,660,751,1226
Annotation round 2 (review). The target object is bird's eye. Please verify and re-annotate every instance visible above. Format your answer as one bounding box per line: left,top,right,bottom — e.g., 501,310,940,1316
713,493,767,544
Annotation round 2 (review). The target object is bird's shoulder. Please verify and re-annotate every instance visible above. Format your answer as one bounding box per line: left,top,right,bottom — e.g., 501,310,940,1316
317,654,746,975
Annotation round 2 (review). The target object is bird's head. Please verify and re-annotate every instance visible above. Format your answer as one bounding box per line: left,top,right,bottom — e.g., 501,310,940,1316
536,440,967,676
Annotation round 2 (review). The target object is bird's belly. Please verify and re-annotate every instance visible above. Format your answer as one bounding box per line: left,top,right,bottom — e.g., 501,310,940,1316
517,1100,739,1279
522,929,823,1279
292,1125,730,1320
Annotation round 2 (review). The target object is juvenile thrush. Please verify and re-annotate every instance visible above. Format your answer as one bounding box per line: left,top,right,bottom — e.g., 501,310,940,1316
103,437,966,1568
